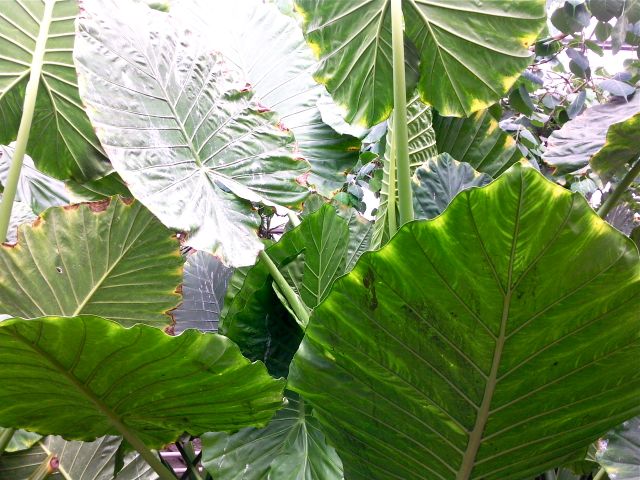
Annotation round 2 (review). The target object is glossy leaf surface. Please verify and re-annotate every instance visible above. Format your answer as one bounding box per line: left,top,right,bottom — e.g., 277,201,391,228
0,198,182,328
0,0,109,180
295,0,546,125
290,165,640,479
596,416,640,480
75,0,309,266
0,315,285,448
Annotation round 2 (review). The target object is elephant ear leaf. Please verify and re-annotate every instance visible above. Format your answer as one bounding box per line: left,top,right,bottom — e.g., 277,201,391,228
74,0,309,267
596,416,640,480
0,0,110,180
295,0,546,126
0,315,285,449
0,198,183,328
289,164,640,479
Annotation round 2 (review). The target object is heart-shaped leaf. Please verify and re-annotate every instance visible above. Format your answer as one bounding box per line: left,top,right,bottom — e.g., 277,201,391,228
0,198,182,328
290,164,640,479
295,0,546,125
74,0,309,267
0,315,285,448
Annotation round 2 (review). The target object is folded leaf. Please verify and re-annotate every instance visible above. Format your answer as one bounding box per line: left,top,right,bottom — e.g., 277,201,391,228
74,0,309,267
290,164,640,479
0,315,285,448
295,0,546,125
0,198,182,328
0,0,110,181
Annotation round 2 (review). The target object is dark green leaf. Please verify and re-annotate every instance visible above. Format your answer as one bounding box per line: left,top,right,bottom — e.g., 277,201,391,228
0,0,110,181
595,21,613,41
75,0,308,267
412,153,492,219
0,198,183,328
0,315,285,448
551,2,591,33
599,79,636,97
290,164,640,479
65,173,132,203
202,392,343,480
588,0,625,22
566,91,587,119
509,85,535,116
295,0,546,124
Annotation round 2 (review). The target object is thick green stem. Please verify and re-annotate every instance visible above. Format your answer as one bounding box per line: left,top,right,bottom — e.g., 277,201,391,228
287,210,301,228
386,145,398,237
119,434,175,480
0,428,15,455
597,158,640,219
390,0,414,226
0,0,55,241
27,453,58,480
258,250,310,327
593,468,607,480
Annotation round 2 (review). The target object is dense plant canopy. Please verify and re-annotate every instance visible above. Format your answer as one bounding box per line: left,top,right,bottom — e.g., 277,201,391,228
0,0,638,479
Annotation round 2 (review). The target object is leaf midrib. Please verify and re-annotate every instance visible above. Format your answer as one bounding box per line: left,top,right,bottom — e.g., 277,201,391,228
456,173,524,479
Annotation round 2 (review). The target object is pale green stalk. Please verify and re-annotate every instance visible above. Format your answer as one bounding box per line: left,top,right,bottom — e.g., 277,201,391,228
259,250,310,327
0,0,55,240
387,145,398,237
593,468,607,480
287,210,301,227
597,158,640,219
390,0,414,226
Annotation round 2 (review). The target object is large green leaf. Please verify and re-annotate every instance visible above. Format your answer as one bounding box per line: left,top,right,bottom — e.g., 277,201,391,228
0,145,70,213
202,392,343,480
0,198,182,328
289,164,640,479
372,95,437,248
0,0,110,180
183,0,361,197
412,153,492,219
74,0,309,267
295,0,546,126
172,250,233,334
544,94,640,176
0,315,285,448
595,416,640,480
221,204,371,377
0,436,153,480
432,109,523,177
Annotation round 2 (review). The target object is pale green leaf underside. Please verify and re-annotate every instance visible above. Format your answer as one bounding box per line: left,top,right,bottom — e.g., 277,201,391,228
290,164,640,479
0,198,182,328
0,0,110,180
0,315,285,449
0,435,154,480
295,0,546,126
182,0,361,197
74,0,309,267
202,392,343,480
